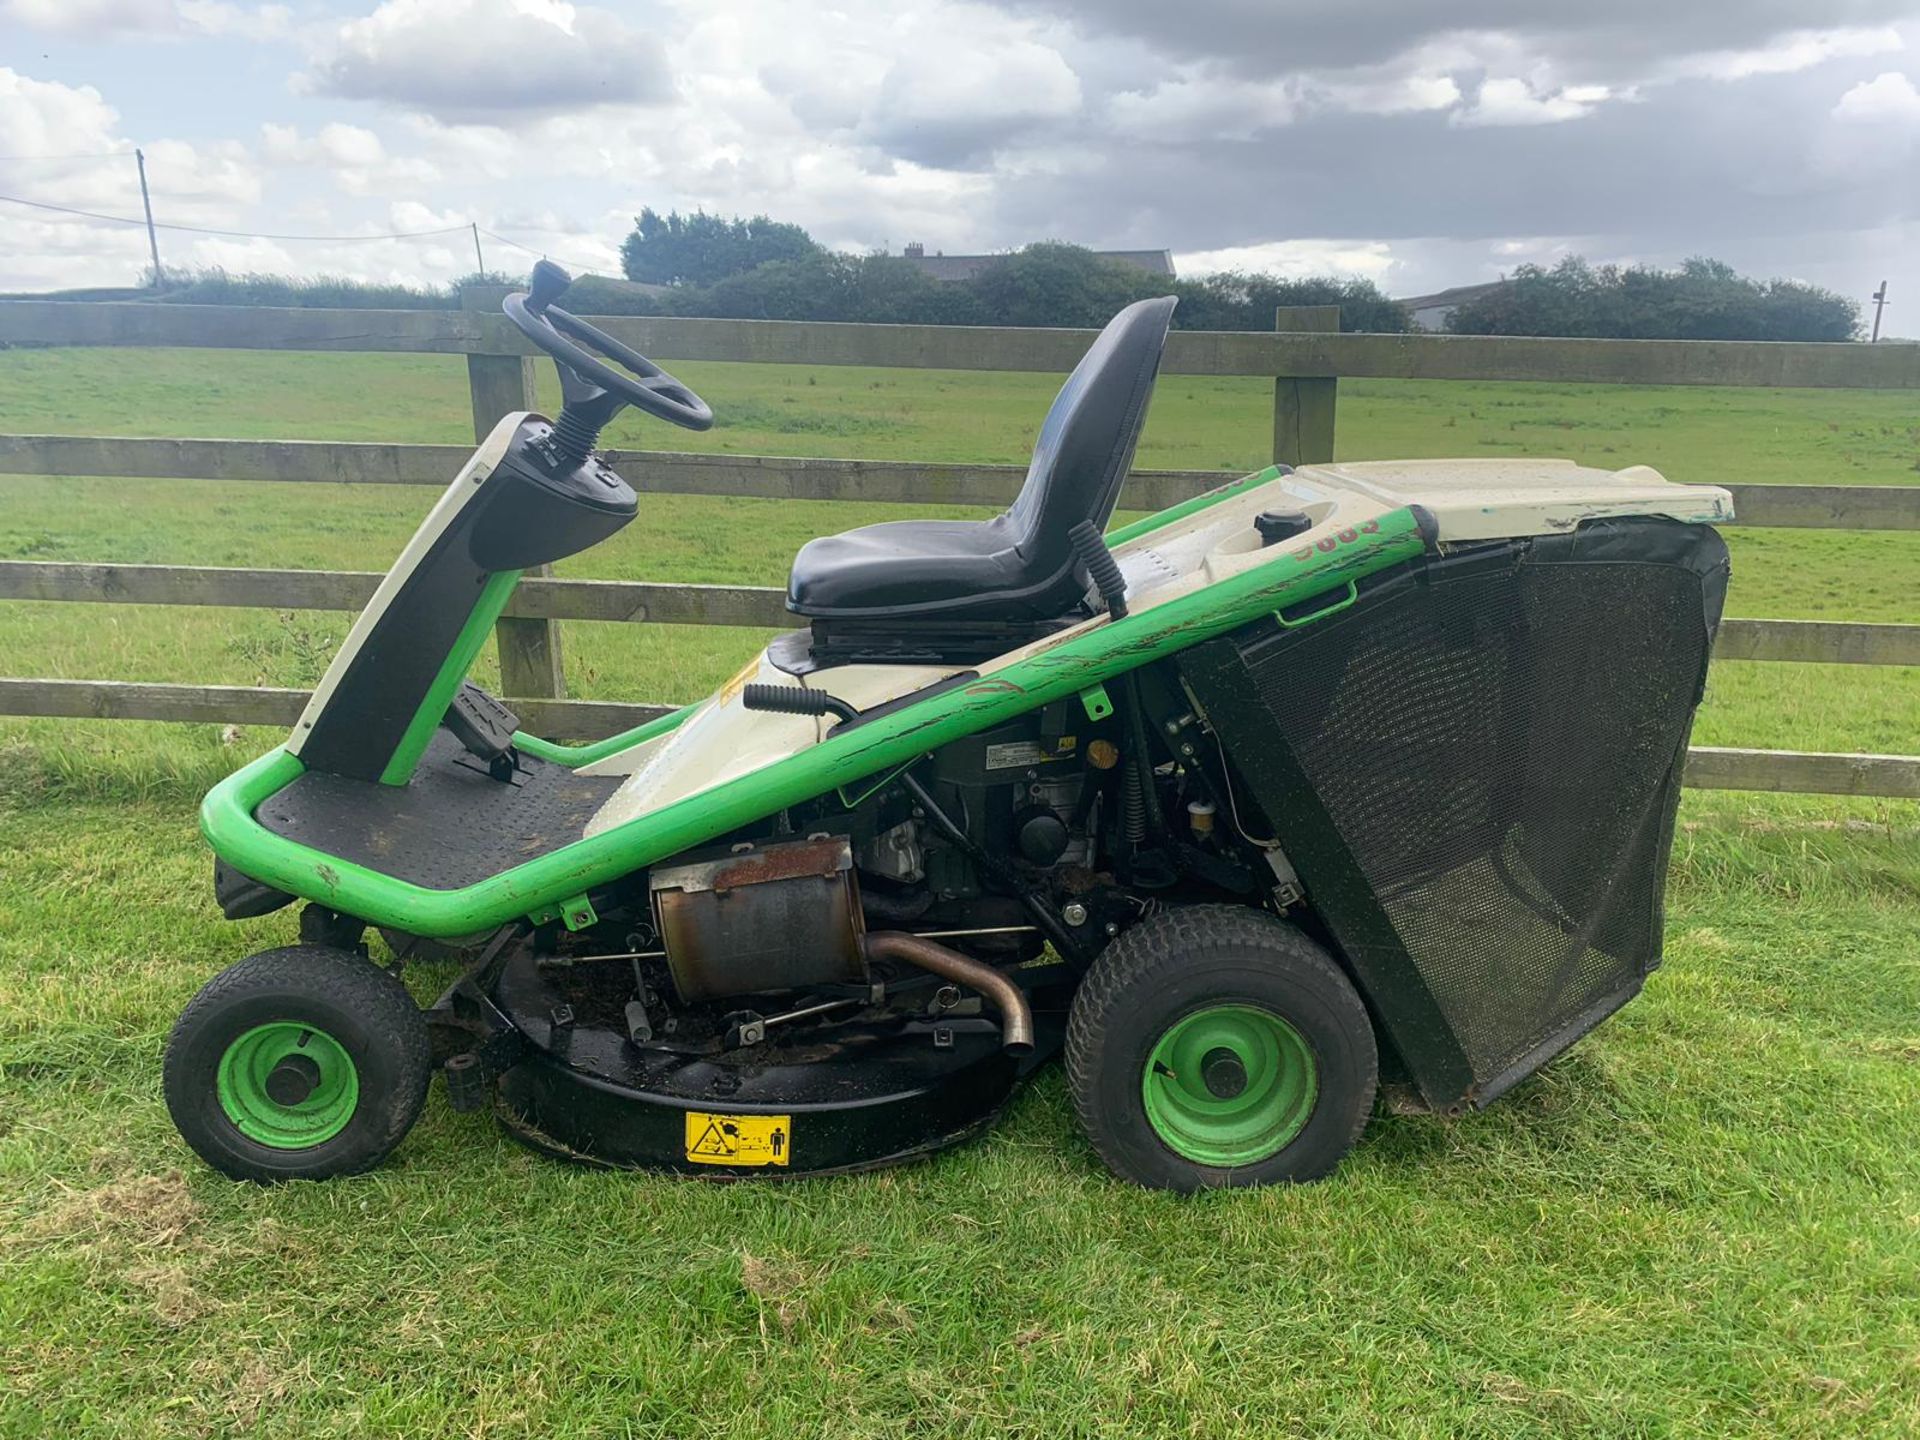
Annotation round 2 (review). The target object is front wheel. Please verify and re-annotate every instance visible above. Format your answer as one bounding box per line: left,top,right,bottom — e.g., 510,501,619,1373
164,945,431,1182
1066,906,1377,1191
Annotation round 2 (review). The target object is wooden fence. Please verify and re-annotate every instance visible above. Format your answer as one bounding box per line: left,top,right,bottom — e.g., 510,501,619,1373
0,296,1915,800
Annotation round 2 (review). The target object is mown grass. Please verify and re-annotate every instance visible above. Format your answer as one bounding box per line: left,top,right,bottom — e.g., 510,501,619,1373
0,347,1917,1437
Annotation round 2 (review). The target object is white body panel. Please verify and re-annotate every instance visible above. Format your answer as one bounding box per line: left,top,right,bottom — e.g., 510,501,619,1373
287,411,529,757
585,458,1732,833
583,655,954,835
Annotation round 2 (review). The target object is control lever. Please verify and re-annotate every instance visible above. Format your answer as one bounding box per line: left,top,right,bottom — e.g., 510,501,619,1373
741,683,858,727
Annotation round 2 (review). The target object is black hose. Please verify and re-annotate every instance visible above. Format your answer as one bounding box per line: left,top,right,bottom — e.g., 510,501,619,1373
1069,521,1129,620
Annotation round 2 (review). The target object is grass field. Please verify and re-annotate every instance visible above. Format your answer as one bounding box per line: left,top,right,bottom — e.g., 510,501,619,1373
1,347,1917,1437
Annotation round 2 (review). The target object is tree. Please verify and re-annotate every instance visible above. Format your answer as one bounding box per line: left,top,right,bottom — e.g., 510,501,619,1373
619,209,822,287
967,243,1165,328
656,251,973,324
1173,271,1411,333
1448,256,1859,341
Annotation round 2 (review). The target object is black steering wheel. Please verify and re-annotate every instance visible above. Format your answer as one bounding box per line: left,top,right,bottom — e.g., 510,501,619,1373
503,261,713,432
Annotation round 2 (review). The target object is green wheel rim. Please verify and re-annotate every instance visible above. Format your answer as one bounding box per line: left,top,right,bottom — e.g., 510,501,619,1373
216,1022,359,1149
1142,1005,1318,1166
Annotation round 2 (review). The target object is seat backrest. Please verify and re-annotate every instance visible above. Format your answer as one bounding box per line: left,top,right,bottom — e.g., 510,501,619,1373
1006,296,1177,569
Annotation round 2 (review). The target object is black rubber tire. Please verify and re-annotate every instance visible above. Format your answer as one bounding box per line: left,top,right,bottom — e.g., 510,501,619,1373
1066,905,1377,1191
163,945,431,1183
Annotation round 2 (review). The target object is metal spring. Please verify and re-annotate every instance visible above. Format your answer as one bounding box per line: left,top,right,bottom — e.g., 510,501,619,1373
1121,763,1147,843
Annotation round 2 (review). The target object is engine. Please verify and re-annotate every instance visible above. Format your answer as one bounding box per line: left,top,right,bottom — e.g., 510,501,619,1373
610,691,1261,1019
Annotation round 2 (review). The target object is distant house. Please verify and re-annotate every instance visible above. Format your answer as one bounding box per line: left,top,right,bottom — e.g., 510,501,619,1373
898,242,1177,283
1398,281,1511,332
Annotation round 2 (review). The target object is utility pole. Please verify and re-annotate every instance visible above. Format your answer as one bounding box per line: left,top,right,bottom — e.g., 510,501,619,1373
471,222,486,279
1869,281,1889,343
135,148,162,287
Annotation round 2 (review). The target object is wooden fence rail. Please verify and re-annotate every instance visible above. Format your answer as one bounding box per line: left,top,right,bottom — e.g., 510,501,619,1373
1,296,1916,799
2,435,1917,529
6,300,1920,387
5,561,1919,668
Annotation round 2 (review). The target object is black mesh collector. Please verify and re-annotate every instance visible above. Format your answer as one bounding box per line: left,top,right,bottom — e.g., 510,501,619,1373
1179,517,1729,1111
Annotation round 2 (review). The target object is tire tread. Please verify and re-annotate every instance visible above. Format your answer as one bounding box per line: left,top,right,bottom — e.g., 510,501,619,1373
1066,904,1376,1187
164,944,430,1182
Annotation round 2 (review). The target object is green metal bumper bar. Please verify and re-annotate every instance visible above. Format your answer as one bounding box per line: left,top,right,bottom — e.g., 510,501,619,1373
510,704,695,768
201,505,1429,937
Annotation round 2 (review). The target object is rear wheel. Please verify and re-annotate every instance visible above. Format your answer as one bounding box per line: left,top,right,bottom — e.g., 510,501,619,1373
1066,905,1376,1190
164,945,431,1182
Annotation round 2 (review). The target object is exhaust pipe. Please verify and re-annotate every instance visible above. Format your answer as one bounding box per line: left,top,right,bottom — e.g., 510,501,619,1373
861,932,1035,1055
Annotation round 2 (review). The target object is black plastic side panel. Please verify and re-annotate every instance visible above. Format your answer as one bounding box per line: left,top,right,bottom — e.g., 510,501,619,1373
213,858,295,920
295,516,492,782
296,419,636,782
468,425,636,572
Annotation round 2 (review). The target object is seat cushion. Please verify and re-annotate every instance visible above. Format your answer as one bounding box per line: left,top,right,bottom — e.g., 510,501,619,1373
787,515,1054,619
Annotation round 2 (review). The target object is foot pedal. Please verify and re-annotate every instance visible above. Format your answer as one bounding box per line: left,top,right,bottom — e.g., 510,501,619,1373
446,681,521,781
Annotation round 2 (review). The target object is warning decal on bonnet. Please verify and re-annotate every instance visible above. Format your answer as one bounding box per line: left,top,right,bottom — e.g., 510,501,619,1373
685,1111,791,1166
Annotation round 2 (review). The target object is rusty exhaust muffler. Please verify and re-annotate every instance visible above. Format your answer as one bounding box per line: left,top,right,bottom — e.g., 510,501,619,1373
861,932,1034,1055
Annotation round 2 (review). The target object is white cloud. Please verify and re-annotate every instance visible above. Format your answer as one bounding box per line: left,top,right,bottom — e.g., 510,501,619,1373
0,69,258,217
1453,77,1607,128
866,25,1081,164
1108,63,1459,144
306,0,675,122
730,2,1085,168
138,137,263,213
1177,238,1399,284
0,0,288,38
1834,69,1920,125
1109,77,1297,143
1316,71,1461,116
259,122,442,195
175,0,289,38
1679,26,1904,83
0,68,264,288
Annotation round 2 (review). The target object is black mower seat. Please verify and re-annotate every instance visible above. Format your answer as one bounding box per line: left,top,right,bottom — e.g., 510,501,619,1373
787,295,1176,626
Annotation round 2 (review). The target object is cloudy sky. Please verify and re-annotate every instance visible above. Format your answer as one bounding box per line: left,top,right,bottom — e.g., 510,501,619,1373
1,0,1916,327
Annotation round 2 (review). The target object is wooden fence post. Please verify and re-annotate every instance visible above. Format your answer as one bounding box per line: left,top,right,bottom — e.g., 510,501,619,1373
460,283,566,700
1272,305,1340,467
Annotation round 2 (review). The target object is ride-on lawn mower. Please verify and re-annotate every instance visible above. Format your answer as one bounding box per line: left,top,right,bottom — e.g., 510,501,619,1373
165,263,1733,1190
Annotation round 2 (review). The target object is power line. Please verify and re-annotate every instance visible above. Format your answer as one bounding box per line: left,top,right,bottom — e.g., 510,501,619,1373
478,225,606,276
1,177,614,279
0,151,132,162
0,190,471,243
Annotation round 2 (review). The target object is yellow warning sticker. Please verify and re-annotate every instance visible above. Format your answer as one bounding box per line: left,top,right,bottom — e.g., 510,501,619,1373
685,1111,791,1167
